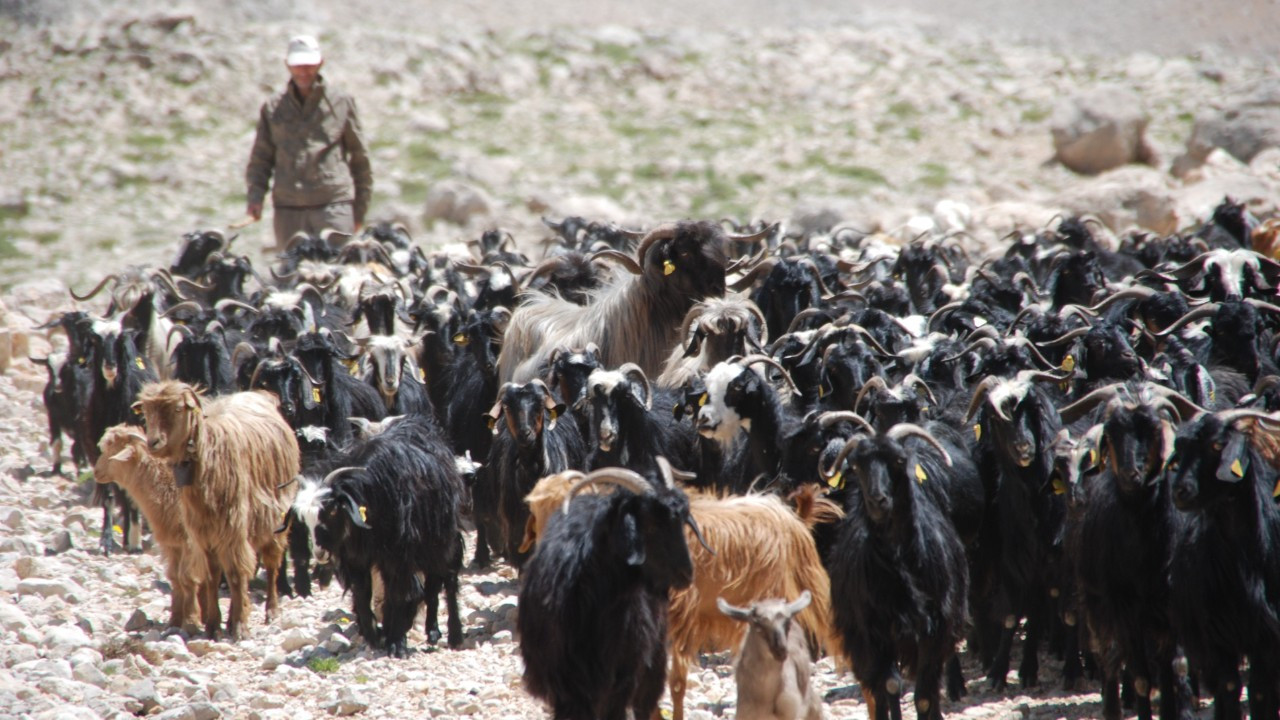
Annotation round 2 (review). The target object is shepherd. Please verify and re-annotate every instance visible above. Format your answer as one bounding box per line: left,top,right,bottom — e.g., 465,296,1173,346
245,34,372,249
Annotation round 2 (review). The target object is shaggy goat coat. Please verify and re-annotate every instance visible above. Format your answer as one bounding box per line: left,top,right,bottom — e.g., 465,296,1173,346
136,381,299,639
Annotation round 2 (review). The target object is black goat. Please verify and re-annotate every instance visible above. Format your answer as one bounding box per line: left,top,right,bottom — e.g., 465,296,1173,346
826,423,971,720
484,379,587,565
293,329,387,448
1167,409,1280,720
581,364,699,479
517,464,709,720
297,414,464,656
1060,383,1201,720
32,351,91,476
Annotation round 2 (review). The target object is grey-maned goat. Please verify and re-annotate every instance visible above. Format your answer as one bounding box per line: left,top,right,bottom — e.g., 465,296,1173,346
718,591,823,720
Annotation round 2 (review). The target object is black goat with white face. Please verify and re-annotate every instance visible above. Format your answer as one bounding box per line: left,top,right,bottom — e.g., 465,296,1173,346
32,350,91,477
360,334,435,419
1156,298,1280,384
696,355,803,490
518,466,708,720
484,379,586,565
581,364,698,480
1166,409,1280,720
296,414,464,657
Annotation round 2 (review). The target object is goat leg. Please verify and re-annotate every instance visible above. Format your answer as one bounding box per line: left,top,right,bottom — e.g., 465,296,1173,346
98,484,121,556
1102,672,1121,720
445,541,464,648
946,654,967,701
350,571,380,649
1017,601,1045,688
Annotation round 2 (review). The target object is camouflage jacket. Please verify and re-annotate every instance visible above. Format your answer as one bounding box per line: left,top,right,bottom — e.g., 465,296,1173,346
246,77,372,224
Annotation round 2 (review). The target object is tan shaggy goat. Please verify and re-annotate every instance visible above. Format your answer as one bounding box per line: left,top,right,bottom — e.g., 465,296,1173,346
134,381,299,640
522,467,839,720
94,424,202,631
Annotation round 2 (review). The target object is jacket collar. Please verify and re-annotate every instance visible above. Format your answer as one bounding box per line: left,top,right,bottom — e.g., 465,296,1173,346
287,75,326,112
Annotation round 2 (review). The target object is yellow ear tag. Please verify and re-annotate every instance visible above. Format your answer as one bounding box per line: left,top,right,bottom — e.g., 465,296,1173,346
452,333,468,345
915,464,927,484
358,506,367,523
663,260,675,276
1088,449,1097,466
417,368,426,382
973,424,982,442
1273,478,1280,499
487,416,497,431
312,388,322,403
549,408,558,421
1210,389,1216,403
827,471,843,489
77,356,87,366
1052,478,1067,495
698,393,708,407
818,385,825,398
135,357,146,370
112,524,122,535
1061,355,1075,372
1231,459,1244,478
344,359,359,376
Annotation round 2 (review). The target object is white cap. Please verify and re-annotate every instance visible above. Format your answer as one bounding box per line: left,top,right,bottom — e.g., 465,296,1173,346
285,35,322,66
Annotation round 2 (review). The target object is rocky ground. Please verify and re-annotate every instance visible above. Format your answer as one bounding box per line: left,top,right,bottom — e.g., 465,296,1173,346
2,0,1280,718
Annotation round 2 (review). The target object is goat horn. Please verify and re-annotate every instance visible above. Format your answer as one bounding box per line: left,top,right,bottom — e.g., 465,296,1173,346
214,298,260,315
844,323,892,356
321,466,366,485
885,424,953,467
522,257,565,290
817,410,876,434
590,249,644,275
724,244,768,275
563,467,651,513
270,266,299,284
942,336,995,364
159,300,205,318
69,274,119,302
1216,409,1280,430
786,307,828,335
453,262,490,276
726,257,778,292
633,224,680,269
725,221,780,244
901,373,938,406
822,434,869,483
1142,385,1207,422
1154,304,1220,338
1087,286,1158,314
737,354,801,397
1058,383,1125,424
1005,306,1042,335
166,324,192,345
1036,326,1091,348
1245,298,1280,315
853,376,891,415
230,341,258,370
964,376,1007,423
926,301,967,331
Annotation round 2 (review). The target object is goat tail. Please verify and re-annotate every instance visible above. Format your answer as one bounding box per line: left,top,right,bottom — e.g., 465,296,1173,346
789,484,844,529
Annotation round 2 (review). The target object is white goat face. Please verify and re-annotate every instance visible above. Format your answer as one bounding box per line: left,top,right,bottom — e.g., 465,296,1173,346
291,476,331,564
698,362,750,447
587,369,627,451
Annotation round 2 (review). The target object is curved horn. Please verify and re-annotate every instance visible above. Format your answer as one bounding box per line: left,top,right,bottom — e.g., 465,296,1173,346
1087,286,1158,315
726,257,778,292
214,298,260,315
885,423,953,466
590,249,645,275
853,376,891,415
69,274,119,302
738,354,801,397
901,373,938,406
1154,304,1220,338
562,467,652,513
816,410,877,433
822,434,869,482
618,362,653,411
1036,326,1091,348
1058,383,1125,424
786,307,829,335
964,376,1007,423
633,224,680,269
159,300,206,319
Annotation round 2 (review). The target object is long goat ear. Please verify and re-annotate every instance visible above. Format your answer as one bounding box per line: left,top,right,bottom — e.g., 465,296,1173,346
344,495,371,529
717,597,750,621
621,509,645,567
109,447,135,464
1216,432,1250,483
183,388,201,411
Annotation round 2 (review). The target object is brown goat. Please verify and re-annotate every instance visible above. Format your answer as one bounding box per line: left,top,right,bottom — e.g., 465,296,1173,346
94,424,201,630
134,381,299,639
521,472,839,720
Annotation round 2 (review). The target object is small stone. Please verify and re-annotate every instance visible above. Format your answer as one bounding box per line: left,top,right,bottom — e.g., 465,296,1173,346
186,639,214,657
490,630,512,645
0,506,24,530
251,695,287,709
42,625,94,655
17,577,84,602
447,697,480,715
0,537,43,555
326,687,370,716
261,652,286,670
125,679,160,713
44,529,74,554
155,708,198,720
125,609,150,632
73,663,108,688
281,628,313,652
322,633,352,655
0,602,32,631
190,701,221,720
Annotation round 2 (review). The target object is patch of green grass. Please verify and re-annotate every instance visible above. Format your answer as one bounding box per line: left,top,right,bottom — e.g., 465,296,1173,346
596,42,636,64
905,126,923,142
1177,111,1195,124
805,152,888,185
634,163,665,181
308,656,340,674
918,162,950,189
688,167,737,216
480,143,509,157
612,120,664,141
100,636,162,665
354,675,370,684
0,236,21,261
1020,105,1051,123
33,231,58,246
737,172,766,190
887,100,919,119
0,205,28,222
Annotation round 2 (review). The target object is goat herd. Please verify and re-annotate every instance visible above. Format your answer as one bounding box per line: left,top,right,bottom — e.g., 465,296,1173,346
30,200,1280,720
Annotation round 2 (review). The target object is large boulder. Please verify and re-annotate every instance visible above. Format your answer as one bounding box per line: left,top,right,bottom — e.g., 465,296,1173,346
422,180,494,226
1173,81,1280,177
1055,166,1178,235
1051,85,1156,175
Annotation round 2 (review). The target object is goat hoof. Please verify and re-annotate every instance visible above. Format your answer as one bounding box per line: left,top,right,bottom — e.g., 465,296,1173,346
387,641,408,658
448,630,463,649
427,629,442,645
